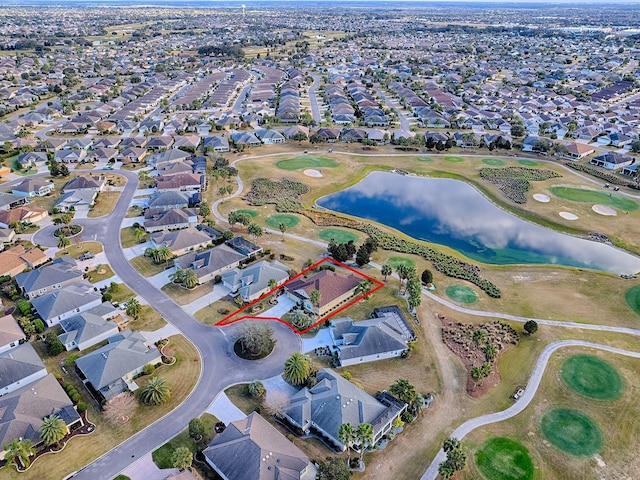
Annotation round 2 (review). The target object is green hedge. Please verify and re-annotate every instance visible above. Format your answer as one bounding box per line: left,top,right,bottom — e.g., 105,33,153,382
479,167,561,204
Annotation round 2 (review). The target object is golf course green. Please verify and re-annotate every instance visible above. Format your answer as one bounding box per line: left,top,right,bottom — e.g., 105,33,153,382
549,187,638,211
318,228,359,244
482,158,507,166
275,155,339,170
518,159,539,166
624,285,640,315
444,156,465,163
386,256,415,269
475,437,534,480
265,214,300,229
561,354,623,400
541,408,603,456
234,209,258,218
445,284,479,304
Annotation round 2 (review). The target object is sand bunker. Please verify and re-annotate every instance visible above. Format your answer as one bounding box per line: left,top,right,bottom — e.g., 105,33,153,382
533,193,551,203
303,169,323,178
559,211,579,220
592,204,617,216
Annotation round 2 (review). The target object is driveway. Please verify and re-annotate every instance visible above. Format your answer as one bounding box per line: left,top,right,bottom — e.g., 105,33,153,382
181,284,231,316
206,392,246,425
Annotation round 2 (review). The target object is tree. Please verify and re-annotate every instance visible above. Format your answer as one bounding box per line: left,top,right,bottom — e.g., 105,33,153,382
268,278,278,291
524,320,538,335
45,332,64,356
182,268,198,289
126,298,141,319
356,423,374,462
484,343,498,362
248,379,266,398
247,222,263,240
354,279,374,299
154,245,173,265
631,139,640,153
472,328,488,347
57,234,70,249
188,418,205,440
289,309,312,330
355,243,372,266
199,202,211,218
39,414,67,448
139,377,171,405
239,322,275,357
390,379,417,404
381,264,392,282
279,222,287,239
316,456,350,480
171,446,193,471
309,289,321,311
438,460,456,479
337,423,356,466
421,269,433,285
3,438,35,469
283,352,312,385
133,226,145,242
103,392,137,424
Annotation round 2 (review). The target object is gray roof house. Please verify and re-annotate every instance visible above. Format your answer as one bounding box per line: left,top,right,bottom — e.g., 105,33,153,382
203,412,316,480
75,329,162,402
283,368,406,451
221,260,289,302
0,192,27,211
55,190,98,212
16,256,82,299
31,281,103,326
58,303,119,351
17,151,48,169
11,178,54,198
147,191,192,210
590,151,635,170
0,314,25,355
175,244,247,285
0,342,47,397
144,207,198,233
329,308,414,367
63,175,106,192
0,374,82,457
203,135,230,153
150,226,211,256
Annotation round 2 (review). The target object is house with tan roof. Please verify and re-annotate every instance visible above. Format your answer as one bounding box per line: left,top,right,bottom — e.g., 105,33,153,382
0,207,47,229
0,245,48,278
156,173,204,193
0,314,24,354
561,142,595,160
285,269,361,317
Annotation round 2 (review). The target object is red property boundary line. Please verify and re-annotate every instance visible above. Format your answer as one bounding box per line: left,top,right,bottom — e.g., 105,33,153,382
215,257,384,335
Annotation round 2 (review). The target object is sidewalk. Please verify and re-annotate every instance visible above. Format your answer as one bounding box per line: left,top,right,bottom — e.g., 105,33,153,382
141,323,181,344
123,240,151,259
182,284,231,315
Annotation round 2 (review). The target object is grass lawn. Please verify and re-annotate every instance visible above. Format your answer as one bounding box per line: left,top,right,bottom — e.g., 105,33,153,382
126,205,144,218
560,354,623,400
265,214,300,229
129,255,169,278
10,156,36,175
624,285,640,315
86,264,115,283
475,437,534,480
3,335,199,480
107,282,135,304
161,281,213,306
444,156,465,162
194,297,239,326
55,241,103,259
445,285,479,304
88,191,121,218
518,159,539,166
318,228,359,244
549,187,639,211
128,304,166,331
274,155,339,170
482,158,507,166
235,208,259,218
386,256,415,269
540,408,603,456
417,157,433,162
120,226,148,248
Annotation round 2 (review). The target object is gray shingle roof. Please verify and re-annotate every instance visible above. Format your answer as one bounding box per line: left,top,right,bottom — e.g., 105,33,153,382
150,226,210,252
0,342,46,390
16,256,81,296
31,281,101,321
176,244,246,280
221,260,289,300
330,316,408,363
58,304,118,351
203,412,311,480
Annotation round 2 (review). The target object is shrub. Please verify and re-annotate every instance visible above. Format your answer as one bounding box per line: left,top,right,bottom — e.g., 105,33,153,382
142,364,156,375
32,318,45,334
76,402,87,413
45,333,64,356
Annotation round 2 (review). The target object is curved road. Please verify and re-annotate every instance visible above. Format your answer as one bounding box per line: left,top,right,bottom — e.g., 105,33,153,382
421,340,640,480
35,170,303,480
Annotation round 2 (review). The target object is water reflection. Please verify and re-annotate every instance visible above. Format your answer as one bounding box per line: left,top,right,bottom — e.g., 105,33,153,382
318,171,640,274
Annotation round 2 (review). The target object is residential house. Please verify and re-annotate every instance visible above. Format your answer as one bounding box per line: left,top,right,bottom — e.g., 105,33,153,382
147,191,194,210
622,163,639,178
283,125,309,140
31,281,103,326
88,147,118,163
314,128,341,142
156,174,204,193
0,207,47,229
172,135,201,152
11,178,54,198
63,175,106,193
54,149,87,163
0,245,47,278
58,303,119,351
0,192,27,211
230,131,261,147
117,147,147,164
283,368,406,451
286,270,360,317
75,329,162,402
150,227,212,256
522,136,551,153
562,142,595,159
0,228,14,246
590,152,635,170
146,136,174,151
0,374,83,460
55,190,98,212
203,412,316,480
175,244,247,285
0,314,24,354
16,256,82,299
17,151,48,170
149,149,191,168
254,129,285,144
144,208,198,233
203,135,230,153
221,260,289,302
0,343,47,397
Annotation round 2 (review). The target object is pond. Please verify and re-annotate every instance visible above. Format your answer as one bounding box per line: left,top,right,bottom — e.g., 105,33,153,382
317,172,640,274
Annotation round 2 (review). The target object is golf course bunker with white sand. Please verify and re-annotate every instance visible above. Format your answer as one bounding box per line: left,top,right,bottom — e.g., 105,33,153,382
592,204,617,216
533,193,550,203
559,211,579,220
303,169,323,177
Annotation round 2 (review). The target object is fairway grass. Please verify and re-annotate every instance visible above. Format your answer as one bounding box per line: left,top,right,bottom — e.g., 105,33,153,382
445,284,479,304
624,285,640,315
476,437,534,480
549,187,639,211
265,213,300,229
275,155,339,170
560,354,623,400
482,158,507,166
387,256,416,269
318,228,359,244
541,408,603,456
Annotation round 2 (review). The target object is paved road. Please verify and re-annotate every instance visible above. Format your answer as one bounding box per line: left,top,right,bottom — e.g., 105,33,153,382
44,169,303,480
375,86,410,131
308,73,322,124
231,81,253,115
420,340,640,480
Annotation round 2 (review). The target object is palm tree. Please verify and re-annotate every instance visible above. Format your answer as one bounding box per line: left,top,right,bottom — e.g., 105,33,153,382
283,352,312,385
156,245,173,265
472,328,488,347
268,278,278,292
139,377,171,405
247,223,263,240
4,438,35,469
389,379,417,404
125,298,142,319
57,234,70,249
133,226,145,243
356,423,374,462
381,264,392,282
182,268,198,289
289,309,311,330
309,289,321,313
39,414,68,448
395,264,409,292
171,446,193,471
170,268,185,285
338,423,356,466
354,280,374,299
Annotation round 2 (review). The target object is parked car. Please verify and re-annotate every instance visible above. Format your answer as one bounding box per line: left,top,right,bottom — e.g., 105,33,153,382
79,252,95,261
